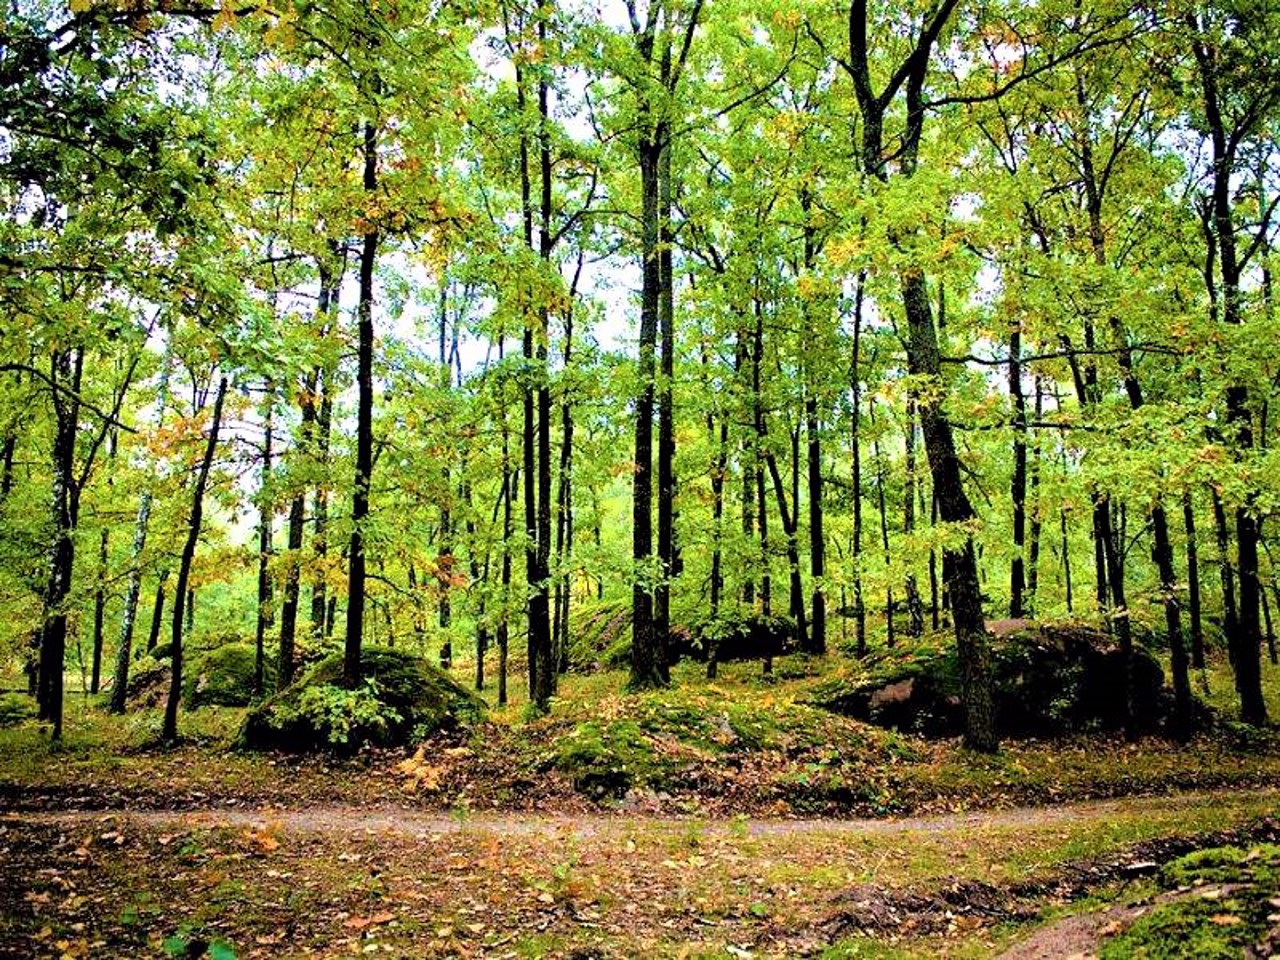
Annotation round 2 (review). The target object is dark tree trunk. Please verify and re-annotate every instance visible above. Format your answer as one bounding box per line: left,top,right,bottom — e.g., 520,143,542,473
1212,488,1239,649
310,263,339,643
901,272,997,752
343,118,379,689
254,383,274,697
38,347,82,738
903,402,923,638
805,393,825,654
871,407,893,647
1183,492,1206,670
850,273,867,655
498,338,513,707
1192,22,1266,724
630,131,663,690
1026,378,1044,617
147,575,167,653
1009,323,1028,618
310,368,333,642
163,375,227,743
656,85,676,676
278,477,307,690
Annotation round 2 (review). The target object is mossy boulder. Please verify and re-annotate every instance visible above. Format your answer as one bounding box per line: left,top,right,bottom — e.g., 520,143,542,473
693,611,797,665
811,620,1175,738
183,643,272,709
1101,844,1280,958
239,645,484,751
125,655,172,708
566,601,699,672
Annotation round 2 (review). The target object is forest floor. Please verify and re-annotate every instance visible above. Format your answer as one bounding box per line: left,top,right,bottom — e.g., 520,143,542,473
3,787,1279,958
4,650,1280,956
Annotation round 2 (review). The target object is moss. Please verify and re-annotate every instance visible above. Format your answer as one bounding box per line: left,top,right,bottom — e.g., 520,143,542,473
183,643,273,709
554,719,671,798
566,601,631,672
0,692,35,727
1101,844,1280,959
239,646,485,752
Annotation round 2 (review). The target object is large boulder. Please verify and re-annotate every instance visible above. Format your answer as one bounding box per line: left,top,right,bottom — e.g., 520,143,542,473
183,642,273,708
812,621,1176,738
566,601,699,672
695,612,798,665
239,645,484,751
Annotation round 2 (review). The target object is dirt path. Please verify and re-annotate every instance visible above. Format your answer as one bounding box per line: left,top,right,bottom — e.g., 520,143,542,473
3,787,1277,958
10,784,1272,839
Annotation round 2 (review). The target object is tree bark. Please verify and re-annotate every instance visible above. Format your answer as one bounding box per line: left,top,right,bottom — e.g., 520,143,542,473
343,117,379,688
162,375,227,743
254,382,275,697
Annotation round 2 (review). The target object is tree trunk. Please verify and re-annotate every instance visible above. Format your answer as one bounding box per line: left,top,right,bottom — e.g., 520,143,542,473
254,382,275,697
630,130,663,690
1009,323,1028,618
38,347,82,738
343,117,379,688
90,428,118,695
850,272,867,655
1183,492,1206,670
109,354,173,713
162,375,227,743
656,81,676,676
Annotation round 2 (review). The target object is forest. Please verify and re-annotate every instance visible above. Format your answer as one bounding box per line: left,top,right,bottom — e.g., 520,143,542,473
3,0,1280,956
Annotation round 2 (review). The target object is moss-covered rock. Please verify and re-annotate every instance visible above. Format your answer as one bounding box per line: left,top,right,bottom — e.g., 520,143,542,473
125,655,172,708
810,620,1179,738
1101,843,1280,959
239,645,484,751
693,611,798,665
566,601,700,672
183,643,272,709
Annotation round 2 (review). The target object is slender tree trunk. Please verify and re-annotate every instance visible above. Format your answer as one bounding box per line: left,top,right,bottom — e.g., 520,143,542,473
254,382,275,697
310,368,333,641
1026,378,1044,617
343,117,379,688
163,375,227,743
1184,492,1206,670
805,393,825,654
903,402,924,638
498,337,513,707
871,406,893,647
90,430,117,695
109,356,174,712
1009,323,1028,618
147,574,167,653
1212,488,1239,650
309,264,339,642
656,88,676,678
850,272,867,655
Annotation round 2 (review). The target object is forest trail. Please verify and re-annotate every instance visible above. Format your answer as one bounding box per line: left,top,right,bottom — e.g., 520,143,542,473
10,783,1272,839
5,786,1277,957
